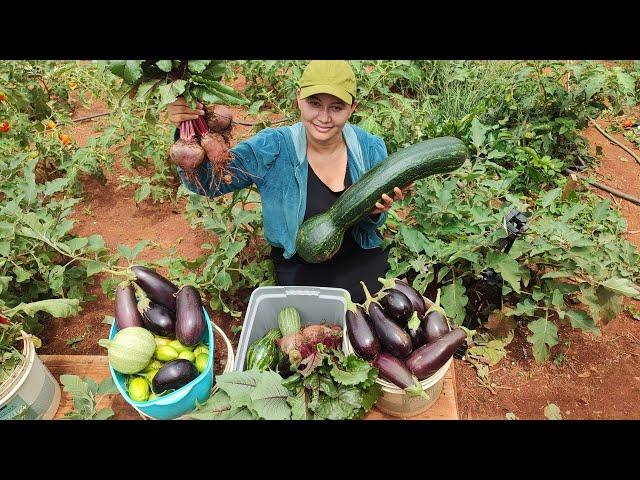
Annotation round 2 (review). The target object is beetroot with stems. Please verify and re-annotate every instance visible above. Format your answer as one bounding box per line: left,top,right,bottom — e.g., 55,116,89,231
170,119,206,172
195,115,231,179
205,105,233,133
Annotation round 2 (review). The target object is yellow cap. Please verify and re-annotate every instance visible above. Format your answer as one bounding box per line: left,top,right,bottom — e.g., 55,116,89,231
298,60,356,105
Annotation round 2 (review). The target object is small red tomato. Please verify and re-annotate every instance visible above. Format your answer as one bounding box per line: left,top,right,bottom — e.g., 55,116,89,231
621,119,634,129
0,313,9,325
59,133,72,145
0,121,9,133
0,93,6,103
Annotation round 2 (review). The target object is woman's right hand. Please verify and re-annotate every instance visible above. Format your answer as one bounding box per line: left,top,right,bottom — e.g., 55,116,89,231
166,97,205,126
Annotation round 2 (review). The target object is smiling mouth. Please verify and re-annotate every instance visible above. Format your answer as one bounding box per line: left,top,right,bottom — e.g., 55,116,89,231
313,124,333,132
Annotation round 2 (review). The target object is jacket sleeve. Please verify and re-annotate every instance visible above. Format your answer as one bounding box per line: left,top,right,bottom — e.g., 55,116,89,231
176,128,281,197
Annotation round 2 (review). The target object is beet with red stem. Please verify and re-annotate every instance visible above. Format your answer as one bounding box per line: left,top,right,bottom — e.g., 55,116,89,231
170,119,205,172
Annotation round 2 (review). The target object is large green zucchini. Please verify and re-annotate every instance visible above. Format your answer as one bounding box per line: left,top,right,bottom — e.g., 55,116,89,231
295,136,467,263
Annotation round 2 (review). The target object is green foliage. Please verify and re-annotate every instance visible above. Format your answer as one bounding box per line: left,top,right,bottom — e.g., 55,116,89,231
154,186,275,317
60,375,118,420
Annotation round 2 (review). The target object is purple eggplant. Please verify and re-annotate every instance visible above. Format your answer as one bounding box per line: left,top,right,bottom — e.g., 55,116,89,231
175,285,206,347
407,322,427,350
379,289,413,325
405,328,466,380
152,359,199,394
141,303,176,337
131,265,178,312
373,353,424,396
115,282,144,329
346,304,380,360
422,310,450,343
368,302,412,358
391,280,427,317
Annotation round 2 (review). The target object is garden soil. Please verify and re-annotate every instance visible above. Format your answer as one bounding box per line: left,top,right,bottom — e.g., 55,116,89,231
38,93,640,420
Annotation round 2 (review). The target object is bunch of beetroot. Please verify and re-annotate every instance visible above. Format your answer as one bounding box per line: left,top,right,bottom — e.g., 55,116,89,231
104,60,247,189
169,105,234,186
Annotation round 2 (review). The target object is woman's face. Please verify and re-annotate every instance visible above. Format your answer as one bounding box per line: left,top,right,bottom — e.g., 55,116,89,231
296,90,357,144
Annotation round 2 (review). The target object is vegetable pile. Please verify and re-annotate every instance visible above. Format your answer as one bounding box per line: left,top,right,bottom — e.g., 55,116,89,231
346,277,467,397
192,305,382,420
104,60,246,190
98,266,210,403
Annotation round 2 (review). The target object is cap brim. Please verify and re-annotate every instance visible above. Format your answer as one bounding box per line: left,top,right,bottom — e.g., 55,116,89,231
299,84,353,105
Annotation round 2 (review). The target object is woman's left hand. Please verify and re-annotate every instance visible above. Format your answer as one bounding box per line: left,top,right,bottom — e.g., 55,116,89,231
370,181,415,215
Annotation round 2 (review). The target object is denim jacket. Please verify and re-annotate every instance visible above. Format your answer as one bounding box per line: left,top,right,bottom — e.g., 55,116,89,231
177,122,389,259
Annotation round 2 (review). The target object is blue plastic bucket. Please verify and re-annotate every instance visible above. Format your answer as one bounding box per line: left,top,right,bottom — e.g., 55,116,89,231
108,308,214,420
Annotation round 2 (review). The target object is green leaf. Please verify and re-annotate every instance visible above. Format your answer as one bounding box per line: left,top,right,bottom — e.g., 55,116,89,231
250,371,291,420
578,285,624,324
216,370,263,410
538,187,562,208
155,60,173,72
97,377,118,395
360,383,383,413
486,251,521,293
134,183,151,203
189,390,234,419
85,260,105,278
288,389,308,420
92,408,115,420
42,177,70,197
130,240,149,260
13,265,32,282
214,271,232,291
399,225,429,254
544,403,562,420
583,72,607,100
60,375,89,397
565,310,600,336
48,265,65,293
247,100,264,116
65,237,88,253
188,60,211,73
440,278,468,326
470,117,489,149
330,356,372,386
135,80,159,103
8,298,80,319
526,317,559,363
599,278,640,298
119,61,144,85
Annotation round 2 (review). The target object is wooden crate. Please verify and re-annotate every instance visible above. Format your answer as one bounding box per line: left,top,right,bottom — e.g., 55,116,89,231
42,355,458,420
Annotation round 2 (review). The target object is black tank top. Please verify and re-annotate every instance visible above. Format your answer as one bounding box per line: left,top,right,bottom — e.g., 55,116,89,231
270,160,389,303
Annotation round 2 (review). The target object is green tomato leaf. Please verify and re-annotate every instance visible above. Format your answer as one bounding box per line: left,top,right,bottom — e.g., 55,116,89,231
92,408,115,420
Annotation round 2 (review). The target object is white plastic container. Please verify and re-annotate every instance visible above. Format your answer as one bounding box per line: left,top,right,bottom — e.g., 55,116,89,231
234,286,349,371
0,331,61,420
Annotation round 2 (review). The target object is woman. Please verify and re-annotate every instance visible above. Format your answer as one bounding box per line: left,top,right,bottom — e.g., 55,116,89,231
167,60,412,303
